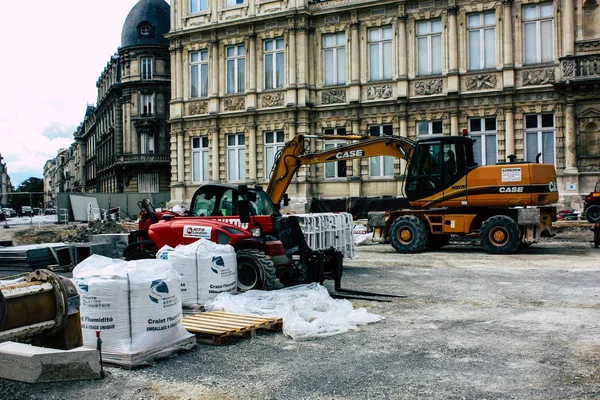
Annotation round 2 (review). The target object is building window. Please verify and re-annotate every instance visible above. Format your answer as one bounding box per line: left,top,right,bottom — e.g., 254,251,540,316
468,12,496,70
417,120,443,136
226,0,244,5
140,133,155,155
227,44,246,94
368,27,393,81
140,93,154,116
323,33,346,86
264,131,285,180
227,134,246,181
138,173,159,193
469,117,497,165
140,24,152,36
141,57,153,80
190,0,208,13
264,38,284,89
324,128,347,179
525,113,555,164
523,3,554,65
192,137,209,182
417,19,442,76
190,50,209,98
369,125,394,177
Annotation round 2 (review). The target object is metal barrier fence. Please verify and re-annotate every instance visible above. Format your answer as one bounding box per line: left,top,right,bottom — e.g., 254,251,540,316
291,212,356,260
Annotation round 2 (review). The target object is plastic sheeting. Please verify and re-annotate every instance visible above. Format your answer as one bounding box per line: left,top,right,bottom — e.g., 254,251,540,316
205,283,383,341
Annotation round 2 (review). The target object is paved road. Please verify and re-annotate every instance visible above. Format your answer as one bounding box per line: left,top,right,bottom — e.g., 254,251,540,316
0,225,599,399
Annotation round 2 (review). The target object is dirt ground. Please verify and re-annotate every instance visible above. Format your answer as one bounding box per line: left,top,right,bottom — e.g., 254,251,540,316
0,221,599,399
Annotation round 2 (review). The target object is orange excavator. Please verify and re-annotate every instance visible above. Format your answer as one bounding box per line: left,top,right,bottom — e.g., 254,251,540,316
266,133,558,254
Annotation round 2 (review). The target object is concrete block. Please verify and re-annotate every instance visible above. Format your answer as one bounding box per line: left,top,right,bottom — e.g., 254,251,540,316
85,233,130,259
0,342,101,383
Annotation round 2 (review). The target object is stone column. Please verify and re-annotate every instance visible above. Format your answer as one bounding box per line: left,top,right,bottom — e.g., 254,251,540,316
288,119,296,141
248,124,257,182
399,117,408,173
397,13,408,98
451,112,459,136
287,23,297,106
209,39,220,113
503,0,515,87
349,119,362,197
177,130,184,184
504,108,515,160
447,7,459,93
247,33,257,110
563,0,575,55
297,23,309,106
565,103,578,171
211,129,220,181
349,16,361,102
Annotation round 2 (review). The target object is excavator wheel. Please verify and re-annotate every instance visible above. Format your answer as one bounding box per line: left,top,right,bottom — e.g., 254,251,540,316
389,216,427,253
586,205,600,223
480,215,521,254
236,249,282,291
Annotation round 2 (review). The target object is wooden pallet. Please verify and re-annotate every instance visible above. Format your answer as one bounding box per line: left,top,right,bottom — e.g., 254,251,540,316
182,311,283,345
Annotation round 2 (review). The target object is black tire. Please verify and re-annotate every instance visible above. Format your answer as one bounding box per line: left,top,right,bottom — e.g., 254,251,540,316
426,234,451,249
125,248,157,260
480,215,521,254
389,216,427,253
586,205,600,223
236,249,282,291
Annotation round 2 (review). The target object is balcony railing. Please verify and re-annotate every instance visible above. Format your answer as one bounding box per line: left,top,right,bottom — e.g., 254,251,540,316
560,55,600,80
114,154,170,166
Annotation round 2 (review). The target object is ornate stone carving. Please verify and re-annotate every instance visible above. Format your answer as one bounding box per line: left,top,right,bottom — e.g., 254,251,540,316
414,79,443,95
321,89,346,104
223,97,246,111
366,85,393,100
561,60,576,78
187,101,208,116
262,92,285,108
522,68,555,86
466,74,497,90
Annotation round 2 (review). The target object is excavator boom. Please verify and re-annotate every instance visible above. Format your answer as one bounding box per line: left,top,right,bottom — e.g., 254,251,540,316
266,134,415,204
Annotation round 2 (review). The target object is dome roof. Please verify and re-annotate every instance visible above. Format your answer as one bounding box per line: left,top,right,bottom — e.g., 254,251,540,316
121,0,170,50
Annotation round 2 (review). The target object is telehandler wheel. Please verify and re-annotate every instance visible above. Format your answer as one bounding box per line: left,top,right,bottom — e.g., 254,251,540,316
236,249,282,291
480,215,521,254
586,205,600,223
389,216,427,253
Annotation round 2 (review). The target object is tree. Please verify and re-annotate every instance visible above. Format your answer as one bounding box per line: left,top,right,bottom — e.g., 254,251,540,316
12,177,44,209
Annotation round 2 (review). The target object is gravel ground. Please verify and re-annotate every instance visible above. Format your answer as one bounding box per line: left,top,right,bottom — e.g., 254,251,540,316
0,222,599,399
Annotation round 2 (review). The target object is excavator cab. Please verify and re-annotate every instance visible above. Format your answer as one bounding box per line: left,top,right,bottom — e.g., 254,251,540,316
405,136,475,201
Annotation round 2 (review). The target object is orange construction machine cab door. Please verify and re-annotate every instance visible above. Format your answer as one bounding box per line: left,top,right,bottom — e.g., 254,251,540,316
405,136,472,206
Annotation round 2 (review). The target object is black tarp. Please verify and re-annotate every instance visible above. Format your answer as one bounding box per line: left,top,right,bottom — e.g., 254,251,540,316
309,197,410,219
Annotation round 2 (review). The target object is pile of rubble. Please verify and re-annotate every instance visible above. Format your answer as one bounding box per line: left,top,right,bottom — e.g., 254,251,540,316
12,220,138,246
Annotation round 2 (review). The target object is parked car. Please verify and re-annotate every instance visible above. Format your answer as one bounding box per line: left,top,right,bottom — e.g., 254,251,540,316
21,206,33,217
33,208,42,216
557,208,580,221
2,208,15,218
44,208,57,215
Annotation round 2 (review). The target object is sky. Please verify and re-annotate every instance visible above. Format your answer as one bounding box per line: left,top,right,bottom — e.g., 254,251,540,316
0,0,169,189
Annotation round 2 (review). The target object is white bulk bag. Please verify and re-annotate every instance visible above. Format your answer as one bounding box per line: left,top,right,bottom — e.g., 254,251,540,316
157,239,237,307
72,255,195,367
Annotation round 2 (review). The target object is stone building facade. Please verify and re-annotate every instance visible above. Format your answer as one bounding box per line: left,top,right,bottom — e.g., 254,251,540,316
0,154,12,206
166,0,600,211
72,0,172,195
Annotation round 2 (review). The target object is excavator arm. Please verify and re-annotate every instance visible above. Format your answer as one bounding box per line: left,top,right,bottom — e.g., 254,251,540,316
266,134,416,205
